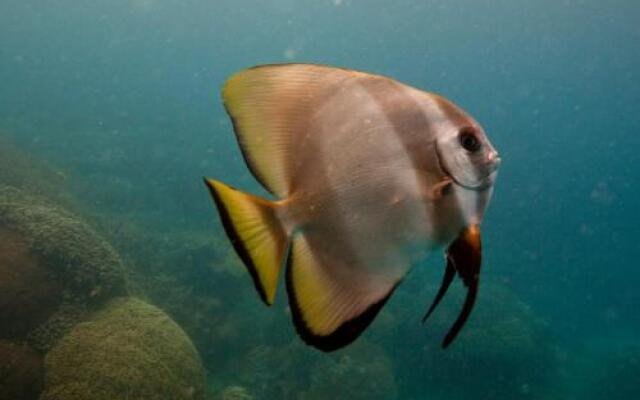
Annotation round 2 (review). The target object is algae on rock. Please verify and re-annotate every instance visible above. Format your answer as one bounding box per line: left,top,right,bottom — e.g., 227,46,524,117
230,339,398,400
0,228,63,339
41,297,206,400
0,187,128,352
219,386,254,400
0,136,70,206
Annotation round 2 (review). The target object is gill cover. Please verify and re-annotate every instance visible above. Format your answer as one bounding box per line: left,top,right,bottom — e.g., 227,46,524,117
422,224,482,348
436,121,498,190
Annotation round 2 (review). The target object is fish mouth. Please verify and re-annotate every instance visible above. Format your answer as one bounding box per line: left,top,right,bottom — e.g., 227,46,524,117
434,143,495,192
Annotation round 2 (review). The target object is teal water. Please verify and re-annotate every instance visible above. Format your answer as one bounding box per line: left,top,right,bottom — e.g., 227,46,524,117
1,1,638,399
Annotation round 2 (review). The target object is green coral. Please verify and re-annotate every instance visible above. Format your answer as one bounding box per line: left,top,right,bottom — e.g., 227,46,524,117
40,297,206,400
0,135,70,206
100,225,254,372
0,187,127,298
219,386,254,400
0,227,63,339
228,339,398,400
27,303,90,355
300,341,398,400
0,187,128,351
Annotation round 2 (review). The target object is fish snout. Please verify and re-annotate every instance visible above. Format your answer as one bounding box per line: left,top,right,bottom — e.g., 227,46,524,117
486,151,501,172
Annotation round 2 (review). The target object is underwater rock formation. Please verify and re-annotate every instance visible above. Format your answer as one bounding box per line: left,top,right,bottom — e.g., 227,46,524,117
0,340,43,400
0,187,128,352
219,386,254,400
300,341,398,400
100,225,257,372
0,227,62,339
230,339,397,400
384,278,557,400
0,136,70,205
40,297,206,400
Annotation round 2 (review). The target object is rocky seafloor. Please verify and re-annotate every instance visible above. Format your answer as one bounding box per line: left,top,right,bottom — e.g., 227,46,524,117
0,136,206,400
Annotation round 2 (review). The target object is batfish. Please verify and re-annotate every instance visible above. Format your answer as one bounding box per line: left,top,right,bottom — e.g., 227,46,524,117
205,64,500,351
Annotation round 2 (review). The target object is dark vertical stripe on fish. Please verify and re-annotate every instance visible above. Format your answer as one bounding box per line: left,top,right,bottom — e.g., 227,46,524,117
359,77,449,241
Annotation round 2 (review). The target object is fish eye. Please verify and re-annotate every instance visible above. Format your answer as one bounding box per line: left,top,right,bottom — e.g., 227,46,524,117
458,129,481,153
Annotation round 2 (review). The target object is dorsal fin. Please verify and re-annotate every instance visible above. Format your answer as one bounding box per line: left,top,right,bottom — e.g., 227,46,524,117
222,64,366,197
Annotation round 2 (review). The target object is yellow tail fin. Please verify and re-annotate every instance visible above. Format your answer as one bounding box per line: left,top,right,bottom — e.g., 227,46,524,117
204,178,287,305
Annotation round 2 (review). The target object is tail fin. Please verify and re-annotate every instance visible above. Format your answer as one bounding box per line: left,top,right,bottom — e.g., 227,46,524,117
204,178,288,305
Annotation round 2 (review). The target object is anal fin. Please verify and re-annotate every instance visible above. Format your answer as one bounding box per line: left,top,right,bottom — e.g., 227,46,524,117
286,234,402,352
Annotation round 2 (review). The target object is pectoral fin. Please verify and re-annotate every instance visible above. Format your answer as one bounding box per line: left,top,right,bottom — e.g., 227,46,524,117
428,178,453,200
423,224,482,348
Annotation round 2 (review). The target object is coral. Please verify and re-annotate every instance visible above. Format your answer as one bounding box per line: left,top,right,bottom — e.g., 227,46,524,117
0,187,128,351
230,339,397,400
107,224,397,400
301,341,398,400
27,303,89,354
0,135,70,205
0,187,127,301
0,340,43,400
100,225,255,371
0,228,63,339
219,386,254,400
382,276,557,400
40,297,206,400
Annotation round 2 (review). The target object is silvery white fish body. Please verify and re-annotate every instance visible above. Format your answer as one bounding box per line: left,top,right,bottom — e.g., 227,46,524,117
205,64,500,351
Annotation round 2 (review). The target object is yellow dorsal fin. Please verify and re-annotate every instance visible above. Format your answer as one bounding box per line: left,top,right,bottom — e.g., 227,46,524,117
222,63,364,197
204,178,287,305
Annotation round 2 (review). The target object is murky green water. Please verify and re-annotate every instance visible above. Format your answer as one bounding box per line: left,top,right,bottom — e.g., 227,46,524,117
0,1,638,399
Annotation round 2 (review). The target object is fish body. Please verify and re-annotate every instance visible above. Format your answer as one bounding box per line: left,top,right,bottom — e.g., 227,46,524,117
205,64,500,351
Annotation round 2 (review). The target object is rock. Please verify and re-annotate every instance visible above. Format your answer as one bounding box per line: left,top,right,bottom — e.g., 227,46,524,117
383,278,557,399
40,297,206,400
0,340,43,400
232,339,397,400
0,136,69,205
0,187,128,351
220,386,254,400
104,226,253,373
0,228,62,339
301,341,397,400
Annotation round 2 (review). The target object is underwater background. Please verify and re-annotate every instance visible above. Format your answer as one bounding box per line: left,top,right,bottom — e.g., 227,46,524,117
0,0,638,399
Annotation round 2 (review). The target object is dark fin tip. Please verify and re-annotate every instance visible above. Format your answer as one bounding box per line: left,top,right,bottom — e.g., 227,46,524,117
285,253,401,352
204,178,270,305
440,282,479,349
422,259,456,324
